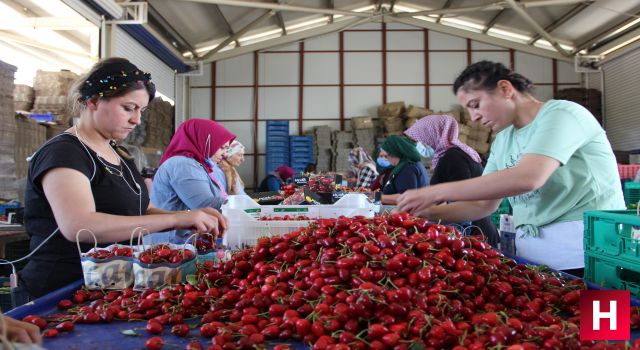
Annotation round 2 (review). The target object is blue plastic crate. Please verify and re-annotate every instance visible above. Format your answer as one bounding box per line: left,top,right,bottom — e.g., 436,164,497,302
266,146,289,154
290,136,313,142
29,112,54,123
267,129,289,137
0,202,20,215
290,156,314,163
267,120,289,127
267,140,289,148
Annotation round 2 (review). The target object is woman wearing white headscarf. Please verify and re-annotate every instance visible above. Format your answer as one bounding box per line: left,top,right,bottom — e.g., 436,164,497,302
348,147,379,188
219,140,246,195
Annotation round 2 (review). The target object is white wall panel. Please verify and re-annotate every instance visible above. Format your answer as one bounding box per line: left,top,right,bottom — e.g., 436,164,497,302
388,87,425,108
344,31,382,50
386,23,418,30
514,52,552,84
191,63,212,86
217,54,253,85
345,53,382,84
387,31,423,50
429,31,465,50
190,88,212,119
557,61,581,84
354,23,381,30
303,87,340,117
532,85,553,102
344,87,382,117
257,155,266,185
429,86,458,111
471,52,510,67
258,87,299,118
111,26,175,100
304,53,339,84
260,53,299,85
215,88,254,119
216,121,255,153
270,43,300,51
305,33,339,50
472,41,505,50
429,53,466,83
387,52,424,84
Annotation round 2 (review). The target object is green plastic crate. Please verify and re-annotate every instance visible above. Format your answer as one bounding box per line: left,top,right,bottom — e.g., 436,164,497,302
585,251,640,297
496,198,511,214
625,182,640,208
583,210,640,261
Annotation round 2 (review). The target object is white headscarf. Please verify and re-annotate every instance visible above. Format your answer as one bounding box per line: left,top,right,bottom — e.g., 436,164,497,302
224,140,245,158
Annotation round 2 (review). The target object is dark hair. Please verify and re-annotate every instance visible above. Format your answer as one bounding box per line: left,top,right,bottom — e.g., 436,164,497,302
68,57,155,116
453,61,534,95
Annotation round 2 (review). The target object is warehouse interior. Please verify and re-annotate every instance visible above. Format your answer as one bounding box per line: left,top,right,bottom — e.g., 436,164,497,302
0,0,640,350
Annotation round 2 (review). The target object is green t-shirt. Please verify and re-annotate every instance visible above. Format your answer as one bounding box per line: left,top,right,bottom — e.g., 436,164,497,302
484,99,625,230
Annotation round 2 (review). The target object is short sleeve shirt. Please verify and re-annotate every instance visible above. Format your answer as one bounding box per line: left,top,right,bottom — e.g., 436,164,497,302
21,134,149,297
483,99,625,229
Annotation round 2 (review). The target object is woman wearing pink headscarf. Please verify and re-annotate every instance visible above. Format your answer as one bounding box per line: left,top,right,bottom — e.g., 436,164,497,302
151,119,236,243
404,115,498,246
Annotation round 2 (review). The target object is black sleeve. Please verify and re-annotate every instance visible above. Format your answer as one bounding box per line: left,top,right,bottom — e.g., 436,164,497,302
431,149,473,185
29,136,95,189
393,164,420,194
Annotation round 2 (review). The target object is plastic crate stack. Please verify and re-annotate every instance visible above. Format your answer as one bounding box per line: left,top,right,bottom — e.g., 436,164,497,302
289,136,314,174
265,121,290,176
583,210,640,297
624,182,640,209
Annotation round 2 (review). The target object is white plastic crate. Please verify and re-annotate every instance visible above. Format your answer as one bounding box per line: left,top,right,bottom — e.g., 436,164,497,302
221,194,380,249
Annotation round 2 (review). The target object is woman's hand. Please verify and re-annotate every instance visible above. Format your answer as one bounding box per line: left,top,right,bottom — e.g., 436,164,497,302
4,317,42,345
396,186,441,215
173,208,227,239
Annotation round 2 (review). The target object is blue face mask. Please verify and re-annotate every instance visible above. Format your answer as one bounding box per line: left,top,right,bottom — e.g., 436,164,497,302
377,157,391,168
416,142,434,158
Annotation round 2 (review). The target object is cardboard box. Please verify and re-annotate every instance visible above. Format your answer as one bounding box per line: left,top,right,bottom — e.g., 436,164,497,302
351,116,374,129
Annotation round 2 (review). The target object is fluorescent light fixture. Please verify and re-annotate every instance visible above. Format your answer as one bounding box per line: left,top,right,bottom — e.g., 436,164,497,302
487,27,531,43
441,17,485,32
92,0,123,19
286,17,329,32
238,28,283,43
601,34,640,56
534,39,574,52
393,5,439,23
606,18,640,40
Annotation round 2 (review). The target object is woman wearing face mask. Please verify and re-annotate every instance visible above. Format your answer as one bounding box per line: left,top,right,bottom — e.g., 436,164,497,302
218,140,246,195
151,119,235,243
379,135,429,204
405,115,498,246
371,151,393,191
397,61,624,275
348,147,379,188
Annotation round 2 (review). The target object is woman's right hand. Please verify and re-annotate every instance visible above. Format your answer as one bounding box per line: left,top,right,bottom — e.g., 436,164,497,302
173,208,227,238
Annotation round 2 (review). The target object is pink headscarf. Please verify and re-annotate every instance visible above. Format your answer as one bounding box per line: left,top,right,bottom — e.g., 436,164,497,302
404,115,481,169
159,119,236,173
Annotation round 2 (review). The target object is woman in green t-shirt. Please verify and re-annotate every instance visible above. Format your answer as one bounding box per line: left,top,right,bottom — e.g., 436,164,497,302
396,61,625,276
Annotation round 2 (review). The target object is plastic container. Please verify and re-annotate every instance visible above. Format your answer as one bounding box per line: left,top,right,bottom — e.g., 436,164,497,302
584,251,640,297
221,194,380,249
583,209,640,261
625,182,640,208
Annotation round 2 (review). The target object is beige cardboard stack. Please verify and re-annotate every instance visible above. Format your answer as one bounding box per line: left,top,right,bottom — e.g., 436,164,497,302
143,97,174,149
350,116,376,158
0,61,18,200
312,126,332,172
458,108,492,155
32,70,78,125
14,84,34,111
378,101,405,135
405,105,432,129
332,131,354,172
14,115,46,180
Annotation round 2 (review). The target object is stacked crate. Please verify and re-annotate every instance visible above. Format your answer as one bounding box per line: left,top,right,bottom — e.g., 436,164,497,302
332,131,354,172
32,70,78,125
312,126,332,172
265,121,290,176
0,60,17,200
289,136,314,174
583,210,640,297
351,117,377,159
